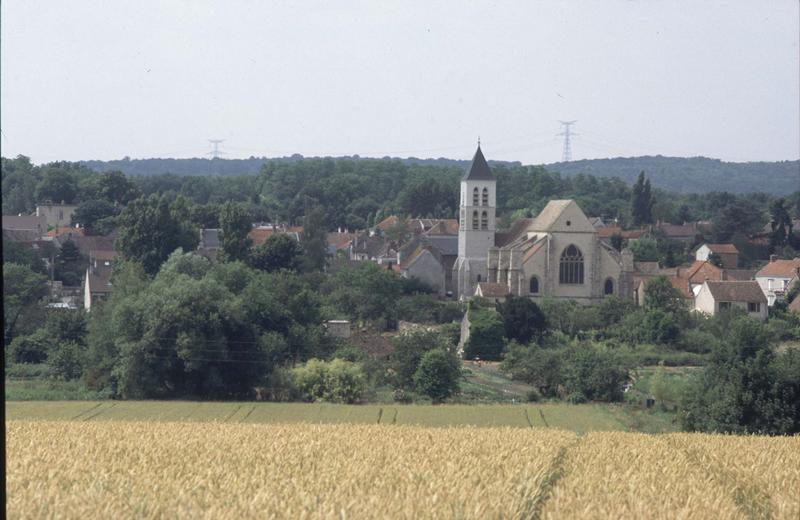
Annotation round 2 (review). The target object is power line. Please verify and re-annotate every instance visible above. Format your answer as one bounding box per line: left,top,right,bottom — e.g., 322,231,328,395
557,121,578,162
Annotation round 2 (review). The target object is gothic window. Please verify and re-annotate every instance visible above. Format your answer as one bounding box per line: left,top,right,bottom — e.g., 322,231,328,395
604,278,614,295
473,187,479,206
472,211,479,230
482,187,489,206
529,276,539,294
481,211,488,230
559,245,584,284
477,274,482,282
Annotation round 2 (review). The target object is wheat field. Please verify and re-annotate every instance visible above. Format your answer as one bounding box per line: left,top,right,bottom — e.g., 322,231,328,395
7,420,800,519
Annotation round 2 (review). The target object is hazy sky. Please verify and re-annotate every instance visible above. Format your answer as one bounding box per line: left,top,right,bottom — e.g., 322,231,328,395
2,1,799,165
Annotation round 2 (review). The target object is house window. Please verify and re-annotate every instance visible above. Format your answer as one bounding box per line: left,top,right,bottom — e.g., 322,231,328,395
768,279,774,290
481,211,488,230
748,302,761,313
559,245,584,284
473,187,479,206
482,187,489,206
604,278,614,295
719,301,732,311
529,276,539,294
472,211,479,230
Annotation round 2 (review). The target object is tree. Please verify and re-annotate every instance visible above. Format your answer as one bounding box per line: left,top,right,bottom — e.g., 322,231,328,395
391,329,451,387
464,308,506,361
3,237,47,274
35,165,78,204
712,200,765,242
55,240,84,286
95,170,139,205
72,200,118,234
413,349,461,402
676,204,693,224
115,195,198,275
769,198,793,248
301,198,328,271
496,296,548,345
630,171,654,226
681,317,799,434
249,234,303,272
644,276,685,315
629,238,660,262
3,263,48,344
219,202,253,262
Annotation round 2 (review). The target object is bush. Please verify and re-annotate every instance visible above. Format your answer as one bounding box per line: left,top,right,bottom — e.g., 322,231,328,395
8,330,51,364
291,358,367,404
560,346,628,402
331,344,367,363
48,341,84,380
413,349,461,403
501,341,563,398
525,389,540,402
464,308,505,361
678,329,720,354
391,329,451,387
496,296,547,345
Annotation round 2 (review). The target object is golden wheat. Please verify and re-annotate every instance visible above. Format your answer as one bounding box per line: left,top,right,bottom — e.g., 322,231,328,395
7,420,799,519
6,420,573,519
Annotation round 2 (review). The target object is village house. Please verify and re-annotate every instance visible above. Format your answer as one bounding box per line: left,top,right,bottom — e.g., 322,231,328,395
84,250,118,310
694,280,768,321
36,202,78,229
694,243,739,269
755,256,800,306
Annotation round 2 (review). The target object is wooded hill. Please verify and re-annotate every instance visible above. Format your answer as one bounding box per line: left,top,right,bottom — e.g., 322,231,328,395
81,155,798,195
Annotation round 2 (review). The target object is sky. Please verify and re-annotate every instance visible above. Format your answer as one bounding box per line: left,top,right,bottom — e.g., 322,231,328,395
2,0,799,165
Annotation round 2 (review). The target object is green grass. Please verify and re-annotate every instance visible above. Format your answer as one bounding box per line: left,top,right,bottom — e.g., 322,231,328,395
6,401,635,433
5,379,111,401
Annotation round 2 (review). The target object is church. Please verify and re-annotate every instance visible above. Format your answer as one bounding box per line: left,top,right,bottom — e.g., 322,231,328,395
453,146,634,303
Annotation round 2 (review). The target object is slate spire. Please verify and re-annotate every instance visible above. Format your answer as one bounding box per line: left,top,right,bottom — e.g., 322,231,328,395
462,144,494,181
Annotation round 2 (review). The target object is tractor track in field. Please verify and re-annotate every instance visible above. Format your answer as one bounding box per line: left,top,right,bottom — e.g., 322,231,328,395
69,402,105,421
83,403,116,421
523,435,582,520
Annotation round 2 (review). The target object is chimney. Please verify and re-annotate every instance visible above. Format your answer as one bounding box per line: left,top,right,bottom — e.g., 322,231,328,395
770,255,778,263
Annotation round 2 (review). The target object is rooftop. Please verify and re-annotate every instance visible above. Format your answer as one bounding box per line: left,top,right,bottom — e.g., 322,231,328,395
704,281,766,303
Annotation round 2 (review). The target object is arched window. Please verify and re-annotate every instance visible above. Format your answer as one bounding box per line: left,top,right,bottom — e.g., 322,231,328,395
477,274,482,282
559,245,584,284
604,278,614,295
482,187,489,206
473,187,479,206
529,276,539,294
481,211,488,230
472,211,479,230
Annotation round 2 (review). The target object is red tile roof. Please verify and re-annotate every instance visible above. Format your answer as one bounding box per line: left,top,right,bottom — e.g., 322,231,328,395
46,226,85,238
475,282,510,298
756,258,800,278
376,215,399,231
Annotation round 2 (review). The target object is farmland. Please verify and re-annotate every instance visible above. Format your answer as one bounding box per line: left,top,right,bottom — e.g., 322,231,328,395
6,400,630,433
8,420,800,519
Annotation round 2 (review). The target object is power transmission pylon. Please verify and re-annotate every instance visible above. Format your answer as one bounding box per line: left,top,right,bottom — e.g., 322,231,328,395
207,139,226,159
557,121,577,162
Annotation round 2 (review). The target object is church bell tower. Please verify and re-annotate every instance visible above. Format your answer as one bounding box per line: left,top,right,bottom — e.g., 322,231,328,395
454,144,496,299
